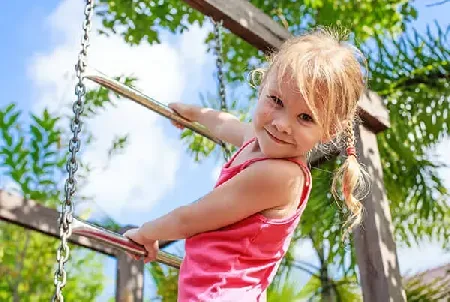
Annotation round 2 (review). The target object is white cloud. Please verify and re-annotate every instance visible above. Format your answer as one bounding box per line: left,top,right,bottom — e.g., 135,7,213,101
27,0,210,218
398,240,450,275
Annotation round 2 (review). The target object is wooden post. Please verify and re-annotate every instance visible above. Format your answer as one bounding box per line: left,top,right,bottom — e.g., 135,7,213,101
353,123,406,301
116,251,145,302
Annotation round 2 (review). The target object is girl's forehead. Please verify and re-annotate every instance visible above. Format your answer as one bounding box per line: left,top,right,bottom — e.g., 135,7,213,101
266,73,305,101
266,72,299,94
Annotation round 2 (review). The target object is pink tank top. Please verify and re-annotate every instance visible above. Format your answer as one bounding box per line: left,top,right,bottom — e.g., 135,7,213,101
178,138,312,301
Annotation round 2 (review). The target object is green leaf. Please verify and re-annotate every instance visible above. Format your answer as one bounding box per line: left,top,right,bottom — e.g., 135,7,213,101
5,112,20,128
12,137,25,154
3,132,13,147
30,125,43,142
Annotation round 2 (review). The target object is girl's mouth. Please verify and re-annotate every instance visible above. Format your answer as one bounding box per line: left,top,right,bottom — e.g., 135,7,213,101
265,129,290,145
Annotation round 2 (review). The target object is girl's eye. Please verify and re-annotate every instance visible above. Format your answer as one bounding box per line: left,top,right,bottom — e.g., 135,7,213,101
298,113,314,123
267,95,283,107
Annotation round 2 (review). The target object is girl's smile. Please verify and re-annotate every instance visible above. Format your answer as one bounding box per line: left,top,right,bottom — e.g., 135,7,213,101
264,127,292,145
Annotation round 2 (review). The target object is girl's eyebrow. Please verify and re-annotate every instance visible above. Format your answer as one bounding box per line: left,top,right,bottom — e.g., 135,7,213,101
268,94,283,101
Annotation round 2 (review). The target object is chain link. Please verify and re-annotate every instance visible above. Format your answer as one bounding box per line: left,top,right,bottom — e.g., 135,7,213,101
212,20,232,161
213,20,226,112
52,1,94,301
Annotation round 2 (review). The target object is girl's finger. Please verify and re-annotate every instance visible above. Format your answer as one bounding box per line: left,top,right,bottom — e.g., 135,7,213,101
126,252,140,261
143,256,152,264
171,120,185,129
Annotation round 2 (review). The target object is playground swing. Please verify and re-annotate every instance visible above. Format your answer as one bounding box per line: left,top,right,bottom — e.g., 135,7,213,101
52,1,231,301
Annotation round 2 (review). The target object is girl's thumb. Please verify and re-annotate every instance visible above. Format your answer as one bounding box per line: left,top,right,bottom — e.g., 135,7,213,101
168,102,180,111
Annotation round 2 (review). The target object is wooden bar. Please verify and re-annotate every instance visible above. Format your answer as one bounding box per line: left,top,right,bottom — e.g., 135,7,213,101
72,218,182,269
352,124,406,301
85,68,224,145
181,0,389,134
0,190,116,257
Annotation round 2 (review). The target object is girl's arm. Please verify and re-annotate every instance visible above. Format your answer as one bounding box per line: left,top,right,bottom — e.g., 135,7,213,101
136,160,305,241
169,103,253,147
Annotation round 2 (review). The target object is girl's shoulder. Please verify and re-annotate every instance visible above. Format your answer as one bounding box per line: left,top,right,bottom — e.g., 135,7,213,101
241,159,307,202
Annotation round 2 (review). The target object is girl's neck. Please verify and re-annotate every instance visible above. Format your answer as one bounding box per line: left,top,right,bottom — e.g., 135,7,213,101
254,138,308,163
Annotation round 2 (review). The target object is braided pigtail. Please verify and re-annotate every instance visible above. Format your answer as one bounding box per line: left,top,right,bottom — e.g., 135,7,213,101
332,121,369,238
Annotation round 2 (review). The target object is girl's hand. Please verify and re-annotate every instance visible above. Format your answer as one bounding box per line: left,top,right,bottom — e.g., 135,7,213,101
168,102,195,129
123,228,159,263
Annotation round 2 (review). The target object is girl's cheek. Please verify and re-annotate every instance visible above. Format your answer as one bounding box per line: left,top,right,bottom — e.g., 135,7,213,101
261,101,276,115
259,109,273,123
255,104,270,119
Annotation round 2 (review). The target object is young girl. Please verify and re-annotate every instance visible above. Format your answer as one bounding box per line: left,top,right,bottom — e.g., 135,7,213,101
124,28,367,301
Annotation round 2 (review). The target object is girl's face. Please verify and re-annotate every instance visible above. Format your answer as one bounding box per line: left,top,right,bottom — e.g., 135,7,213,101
252,72,325,160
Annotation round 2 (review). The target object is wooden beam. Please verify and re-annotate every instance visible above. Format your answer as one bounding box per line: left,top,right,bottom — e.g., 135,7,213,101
352,124,406,301
182,0,390,134
0,190,182,252
358,90,390,134
0,190,116,257
183,0,290,52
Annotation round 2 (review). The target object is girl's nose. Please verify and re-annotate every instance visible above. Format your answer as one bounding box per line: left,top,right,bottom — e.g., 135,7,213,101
272,116,292,135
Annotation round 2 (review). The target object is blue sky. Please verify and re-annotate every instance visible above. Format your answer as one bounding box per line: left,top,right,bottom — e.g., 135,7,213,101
1,0,449,301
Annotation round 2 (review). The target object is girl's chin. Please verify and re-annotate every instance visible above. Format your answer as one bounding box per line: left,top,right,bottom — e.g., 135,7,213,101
260,142,292,158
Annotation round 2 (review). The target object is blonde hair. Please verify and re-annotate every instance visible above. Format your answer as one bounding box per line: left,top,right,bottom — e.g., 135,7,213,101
251,27,369,235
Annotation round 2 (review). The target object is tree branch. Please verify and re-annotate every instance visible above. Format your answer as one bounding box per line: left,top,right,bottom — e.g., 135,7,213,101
400,72,450,89
426,0,450,7
290,262,321,278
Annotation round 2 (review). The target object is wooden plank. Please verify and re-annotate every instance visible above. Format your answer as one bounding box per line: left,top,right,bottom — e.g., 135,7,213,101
0,190,117,257
182,0,390,134
352,124,406,301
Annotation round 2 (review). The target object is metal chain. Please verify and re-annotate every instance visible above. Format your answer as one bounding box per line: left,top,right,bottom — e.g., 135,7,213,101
52,1,94,301
213,20,226,112
212,19,231,161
